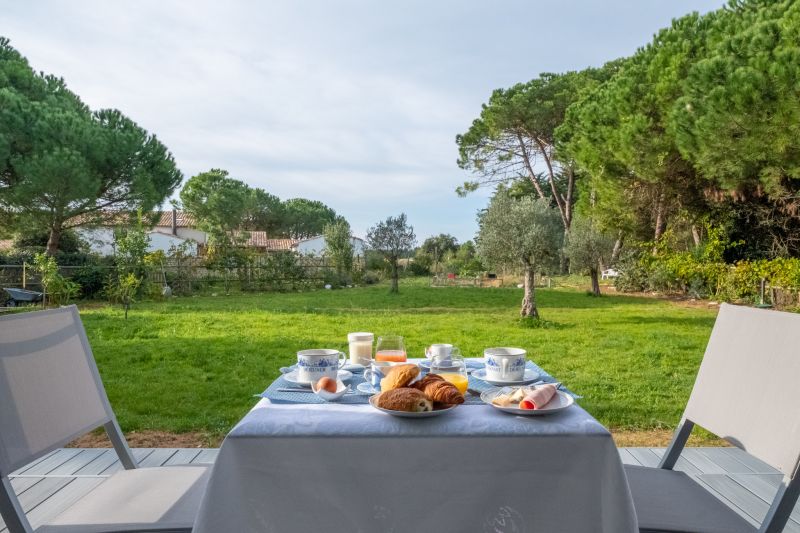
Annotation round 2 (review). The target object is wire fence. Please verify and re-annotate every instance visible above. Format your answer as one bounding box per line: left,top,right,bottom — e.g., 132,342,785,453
0,255,367,297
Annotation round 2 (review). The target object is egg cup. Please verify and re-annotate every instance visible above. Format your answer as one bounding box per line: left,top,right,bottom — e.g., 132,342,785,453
310,379,350,401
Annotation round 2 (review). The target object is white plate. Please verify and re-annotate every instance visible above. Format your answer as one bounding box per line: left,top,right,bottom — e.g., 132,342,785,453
480,387,574,416
343,363,365,373
471,368,540,386
368,394,459,418
283,369,353,388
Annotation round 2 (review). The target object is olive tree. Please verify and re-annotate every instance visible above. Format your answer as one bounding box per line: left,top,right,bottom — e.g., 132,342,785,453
477,193,562,318
564,215,616,296
366,213,416,293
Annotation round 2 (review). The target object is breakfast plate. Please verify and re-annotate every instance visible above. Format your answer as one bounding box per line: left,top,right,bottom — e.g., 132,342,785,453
368,394,459,418
471,368,540,386
480,387,574,416
282,369,353,388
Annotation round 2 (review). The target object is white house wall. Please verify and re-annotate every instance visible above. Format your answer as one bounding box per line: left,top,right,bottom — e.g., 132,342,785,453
77,228,198,256
77,228,116,256
148,232,197,255
152,225,208,244
295,236,366,256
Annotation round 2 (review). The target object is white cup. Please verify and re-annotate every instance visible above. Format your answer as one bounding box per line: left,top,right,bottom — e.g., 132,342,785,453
296,349,346,383
425,343,453,359
362,360,403,389
484,347,526,382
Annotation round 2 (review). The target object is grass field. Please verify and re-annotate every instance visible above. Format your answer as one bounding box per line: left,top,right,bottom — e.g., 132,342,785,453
77,278,718,443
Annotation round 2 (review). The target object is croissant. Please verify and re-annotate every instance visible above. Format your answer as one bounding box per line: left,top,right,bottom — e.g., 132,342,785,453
414,376,464,405
380,364,419,391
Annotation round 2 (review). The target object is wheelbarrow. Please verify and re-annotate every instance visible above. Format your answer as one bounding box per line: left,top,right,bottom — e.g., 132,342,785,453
2,287,44,307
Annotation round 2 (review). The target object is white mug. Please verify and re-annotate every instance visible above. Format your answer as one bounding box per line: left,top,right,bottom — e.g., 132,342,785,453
425,343,453,359
296,349,346,383
484,347,526,382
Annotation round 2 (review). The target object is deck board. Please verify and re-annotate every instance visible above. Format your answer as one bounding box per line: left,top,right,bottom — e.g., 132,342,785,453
2,447,799,531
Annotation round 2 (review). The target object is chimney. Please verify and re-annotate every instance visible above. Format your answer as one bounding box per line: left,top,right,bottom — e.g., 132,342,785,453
171,208,178,236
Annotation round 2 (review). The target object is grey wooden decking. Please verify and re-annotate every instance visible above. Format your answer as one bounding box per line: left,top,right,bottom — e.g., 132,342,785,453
2,447,798,532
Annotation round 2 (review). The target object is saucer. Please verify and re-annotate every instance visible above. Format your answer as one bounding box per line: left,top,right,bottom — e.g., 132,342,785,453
357,382,379,394
343,363,365,373
283,369,353,388
471,368,540,386
418,359,485,371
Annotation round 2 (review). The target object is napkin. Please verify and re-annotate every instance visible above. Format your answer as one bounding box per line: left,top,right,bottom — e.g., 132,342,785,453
519,384,558,410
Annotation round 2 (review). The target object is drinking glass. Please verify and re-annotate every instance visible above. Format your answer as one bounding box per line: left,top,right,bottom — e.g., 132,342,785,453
375,335,407,362
430,350,468,395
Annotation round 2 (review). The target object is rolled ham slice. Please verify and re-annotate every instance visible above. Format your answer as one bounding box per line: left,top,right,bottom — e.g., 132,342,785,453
518,384,558,410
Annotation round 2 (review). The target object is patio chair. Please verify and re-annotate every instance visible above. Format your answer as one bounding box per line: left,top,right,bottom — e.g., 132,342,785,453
0,306,210,533
625,303,800,533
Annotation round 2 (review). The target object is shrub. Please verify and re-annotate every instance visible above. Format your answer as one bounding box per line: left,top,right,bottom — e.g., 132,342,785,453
32,253,80,306
71,265,108,299
361,271,381,285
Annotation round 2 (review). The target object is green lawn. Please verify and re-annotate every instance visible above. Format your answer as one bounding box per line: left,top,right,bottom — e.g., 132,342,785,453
79,279,717,440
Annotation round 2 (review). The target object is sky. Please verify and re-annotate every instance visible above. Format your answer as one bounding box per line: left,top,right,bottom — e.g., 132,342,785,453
2,0,725,242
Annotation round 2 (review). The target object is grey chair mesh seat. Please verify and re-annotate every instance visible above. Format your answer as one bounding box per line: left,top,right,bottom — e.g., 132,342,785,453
625,465,754,533
0,306,210,533
626,304,800,533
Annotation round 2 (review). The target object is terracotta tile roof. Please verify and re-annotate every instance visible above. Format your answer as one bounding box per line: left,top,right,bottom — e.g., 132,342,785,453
154,210,196,228
234,231,296,250
67,210,196,228
0,239,13,252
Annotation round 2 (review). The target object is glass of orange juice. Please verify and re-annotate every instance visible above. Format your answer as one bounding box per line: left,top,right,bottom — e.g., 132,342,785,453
375,335,407,362
430,351,468,395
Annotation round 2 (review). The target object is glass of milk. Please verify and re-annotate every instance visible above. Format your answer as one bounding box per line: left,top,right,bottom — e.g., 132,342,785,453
347,332,374,365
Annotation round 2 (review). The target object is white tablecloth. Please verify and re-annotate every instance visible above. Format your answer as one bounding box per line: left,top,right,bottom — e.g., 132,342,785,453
194,398,637,532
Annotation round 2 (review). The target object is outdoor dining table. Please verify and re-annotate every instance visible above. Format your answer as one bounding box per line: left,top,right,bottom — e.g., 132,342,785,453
193,359,638,532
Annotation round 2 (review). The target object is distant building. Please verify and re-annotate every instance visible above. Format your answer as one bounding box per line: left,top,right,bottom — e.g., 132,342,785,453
70,209,313,256
292,235,367,257
234,231,296,252
75,209,202,256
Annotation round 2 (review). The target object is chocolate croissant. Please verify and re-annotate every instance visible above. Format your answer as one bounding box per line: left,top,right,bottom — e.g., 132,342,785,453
413,375,464,405
376,388,433,412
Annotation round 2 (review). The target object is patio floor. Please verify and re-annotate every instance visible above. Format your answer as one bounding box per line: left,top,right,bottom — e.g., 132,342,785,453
2,447,798,532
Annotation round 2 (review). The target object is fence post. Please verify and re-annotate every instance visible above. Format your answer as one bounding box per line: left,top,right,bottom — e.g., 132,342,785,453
22,262,26,289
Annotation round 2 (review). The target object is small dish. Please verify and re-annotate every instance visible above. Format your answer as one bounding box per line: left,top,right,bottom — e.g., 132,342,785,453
283,369,353,388
480,387,574,416
471,368,540,386
368,394,459,418
343,363,365,373
310,379,350,401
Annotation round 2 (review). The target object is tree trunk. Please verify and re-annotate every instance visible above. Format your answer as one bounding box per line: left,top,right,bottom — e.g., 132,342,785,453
532,136,569,230
516,133,548,200
390,259,399,293
610,232,624,265
520,263,539,319
590,266,601,296
46,225,62,256
691,225,701,247
652,190,666,254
